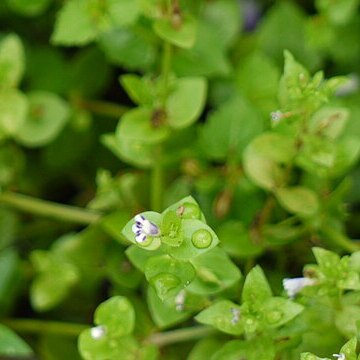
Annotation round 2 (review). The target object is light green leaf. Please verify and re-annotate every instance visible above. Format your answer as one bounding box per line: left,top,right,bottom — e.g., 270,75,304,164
146,286,192,329
6,0,51,16
120,74,155,106
195,300,243,335
94,296,135,337
242,266,272,304
187,247,241,295
116,107,170,144
275,186,320,217
0,89,28,136
107,0,139,27
15,91,70,147
0,324,33,357
167,77,207,129
166,219,219,260
262,297,304,328
218,221,263,258
145,255,195,301
339,337,357,360
316,0,360,25
154,15,197,49
52,0,97,46
309,106,349,139
0,34,25,88
160,210,184,247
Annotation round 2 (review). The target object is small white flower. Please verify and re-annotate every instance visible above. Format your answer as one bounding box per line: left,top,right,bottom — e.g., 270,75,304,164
175,290,186,312
90,325,106,340
335,73,359,97
230,307,241,324
283,277,316,298
131,214,160,244
270,110,283,125
333,354,345,360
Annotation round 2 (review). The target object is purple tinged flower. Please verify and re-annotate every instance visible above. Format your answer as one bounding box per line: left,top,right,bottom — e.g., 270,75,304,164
131,214,160,244
283,277,316,298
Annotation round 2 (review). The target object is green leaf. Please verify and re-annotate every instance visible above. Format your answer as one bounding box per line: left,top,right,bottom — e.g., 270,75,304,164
107,0,139,27
200,95,263,161
0,324,33,357
0,89,28,137
339,337,357,360
167,77,207,129
94,296,135,337
102,134,156,169
15,91,70,147
145,255,195,301
188,247,241,295
125,245,163,273
0,34,25,88
188,338,225,360
212,338,276,360
316,0,360,25
116,107,170,145
98,27,156,71
52,0,97,46
30,250,79,311
262,297,304,328
243,136,286,190
195,300,243,335
160,210,184,247
257,1,320,70
6,0,51,16
235,52,280,114
203,0,242,47
218,221,263,258
275,186,320,217
335,305,360,338
122,211,162,250
166,219,219,260
154,15,197,49
173,21,231,77
146,286,192,329
78,332,139,360
242,266,272,304
309,106,349,139
313,247,340,274
120,74,155,106
162,196,205,222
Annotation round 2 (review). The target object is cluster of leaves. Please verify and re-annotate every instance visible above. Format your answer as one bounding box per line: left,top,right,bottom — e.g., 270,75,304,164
0,0,360,359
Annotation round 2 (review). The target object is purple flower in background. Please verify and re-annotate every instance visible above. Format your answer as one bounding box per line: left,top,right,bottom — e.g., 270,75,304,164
241,0,262,31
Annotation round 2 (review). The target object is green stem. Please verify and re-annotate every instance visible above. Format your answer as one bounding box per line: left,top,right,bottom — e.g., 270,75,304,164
151,146,163,212
147,326,216,347
2,319,88,337
0,192,101,225
321,225,359,252
161,41,172,108
76,98,129,118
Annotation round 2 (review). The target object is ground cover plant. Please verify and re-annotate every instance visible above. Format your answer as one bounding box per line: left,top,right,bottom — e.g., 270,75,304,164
0,0,360,359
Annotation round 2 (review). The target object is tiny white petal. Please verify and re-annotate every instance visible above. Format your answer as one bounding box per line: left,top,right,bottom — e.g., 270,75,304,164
135,214,145,224
230,307,241,324
283,277,315,298
135,232,147,243
132,223,141,234
270,110,283,125
333,354,345,360
175,290,186,312
90,326,105,340
142,219,160,236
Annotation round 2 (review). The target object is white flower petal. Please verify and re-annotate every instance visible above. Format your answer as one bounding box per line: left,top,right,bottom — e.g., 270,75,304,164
135,232,147,243
283,277,315,298
90,326,106,340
